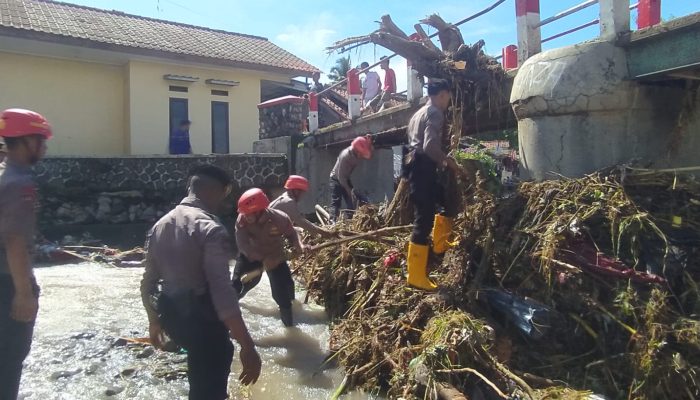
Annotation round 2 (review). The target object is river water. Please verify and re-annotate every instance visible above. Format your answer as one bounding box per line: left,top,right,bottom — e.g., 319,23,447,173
19,263,373,400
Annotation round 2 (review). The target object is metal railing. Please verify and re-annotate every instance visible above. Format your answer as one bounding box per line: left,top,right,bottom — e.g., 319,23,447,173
541,1,640,44
308,0,663,130
508,0,659,69
537,0,600,29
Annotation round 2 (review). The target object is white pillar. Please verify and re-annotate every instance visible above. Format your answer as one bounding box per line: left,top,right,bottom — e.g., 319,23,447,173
516,0,541,65
406,61,423,103
347,68,362,119
308,92,319,132
599,0,630,40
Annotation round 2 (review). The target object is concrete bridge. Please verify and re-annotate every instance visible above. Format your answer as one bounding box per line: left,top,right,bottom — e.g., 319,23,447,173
256,0,700,210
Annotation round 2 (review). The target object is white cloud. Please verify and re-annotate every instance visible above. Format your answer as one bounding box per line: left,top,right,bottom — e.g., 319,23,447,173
274,12,338,65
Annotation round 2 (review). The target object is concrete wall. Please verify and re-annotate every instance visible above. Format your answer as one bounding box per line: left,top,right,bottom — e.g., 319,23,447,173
660,84,700,169
258,102,306,139
511,40,699,180
254,136,294,172
35,154,288,227
295,145,395,214
0,50,294,156
0,51,126,156
126,60,290,155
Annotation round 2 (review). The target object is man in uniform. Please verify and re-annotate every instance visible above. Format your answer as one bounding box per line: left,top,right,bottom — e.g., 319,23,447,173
169,119,192,155
270,175,333,238
404,80,461,291
0,108,52,400
233,188,305,327
328,135,372,222
141,165,261,400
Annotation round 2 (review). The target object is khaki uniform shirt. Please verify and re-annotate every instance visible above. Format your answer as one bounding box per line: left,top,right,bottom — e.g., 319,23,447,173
141,196,240,322
0,160,37,276
407,99,447,165
235,208,298,269
330,147,360,193
269,192,325,236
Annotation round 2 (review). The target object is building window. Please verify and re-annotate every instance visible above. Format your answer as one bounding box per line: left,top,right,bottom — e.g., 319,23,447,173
169,85,188,93
211,89,229,96
211,101,229,154
169,98,189,148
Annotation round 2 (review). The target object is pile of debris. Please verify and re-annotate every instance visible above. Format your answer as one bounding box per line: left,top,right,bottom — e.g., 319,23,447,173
297,166,700,400
36,234,145,267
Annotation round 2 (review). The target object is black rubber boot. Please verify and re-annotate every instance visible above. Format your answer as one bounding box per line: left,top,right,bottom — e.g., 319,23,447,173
280,307,293,327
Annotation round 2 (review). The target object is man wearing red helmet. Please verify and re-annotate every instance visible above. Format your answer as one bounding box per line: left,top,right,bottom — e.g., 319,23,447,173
0,108,51,399
234,188,306,327
270,175,333,238
141,165,261,399
328,135,373,222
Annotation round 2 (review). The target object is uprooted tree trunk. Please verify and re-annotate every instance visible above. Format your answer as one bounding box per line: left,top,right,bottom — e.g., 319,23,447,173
326,14,501,82
327,12,511,133
419,14,464,54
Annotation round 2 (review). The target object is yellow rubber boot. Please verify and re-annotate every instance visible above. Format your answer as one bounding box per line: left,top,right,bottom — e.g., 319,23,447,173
407,242,437,291
431,215,454,255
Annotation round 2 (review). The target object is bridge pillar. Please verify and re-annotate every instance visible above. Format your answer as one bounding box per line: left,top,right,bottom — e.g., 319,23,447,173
515,0,541,65
511,41,688,180
406,60,423,103
599,0,630,40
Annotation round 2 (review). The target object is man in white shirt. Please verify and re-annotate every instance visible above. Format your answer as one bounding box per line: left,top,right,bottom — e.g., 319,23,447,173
360,62,381,110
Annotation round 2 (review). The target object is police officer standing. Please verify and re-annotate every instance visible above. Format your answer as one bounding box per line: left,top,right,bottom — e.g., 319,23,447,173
0,109,52,400
141,165,261,400
404,80,462,291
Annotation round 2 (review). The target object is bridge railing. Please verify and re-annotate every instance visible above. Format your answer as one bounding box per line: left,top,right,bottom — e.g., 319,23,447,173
502,0,661,69
307,0,663,132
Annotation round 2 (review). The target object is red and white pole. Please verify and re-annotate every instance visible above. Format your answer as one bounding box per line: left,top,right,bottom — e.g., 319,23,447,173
637,0,661,29
308,91,319,132
502,44,518,70
346,68,362,119
515,0,541,65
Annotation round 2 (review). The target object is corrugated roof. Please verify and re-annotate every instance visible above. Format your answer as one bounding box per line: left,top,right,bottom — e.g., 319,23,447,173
0,0,318,75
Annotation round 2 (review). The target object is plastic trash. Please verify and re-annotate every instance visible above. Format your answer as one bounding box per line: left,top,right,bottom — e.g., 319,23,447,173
480,289,553,340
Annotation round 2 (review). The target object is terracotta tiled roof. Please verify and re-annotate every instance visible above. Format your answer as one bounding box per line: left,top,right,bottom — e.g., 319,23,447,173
0,0,318,75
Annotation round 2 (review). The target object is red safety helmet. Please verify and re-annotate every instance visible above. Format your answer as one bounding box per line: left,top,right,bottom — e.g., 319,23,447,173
351,136,372,159
284,175,310,192
0,108,52,139
238,188,270,215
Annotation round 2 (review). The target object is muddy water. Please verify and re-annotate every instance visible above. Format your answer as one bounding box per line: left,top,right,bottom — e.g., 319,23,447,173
20,263,374,400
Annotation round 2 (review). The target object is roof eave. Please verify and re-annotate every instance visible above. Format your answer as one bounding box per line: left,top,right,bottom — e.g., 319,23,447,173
0,27,319,77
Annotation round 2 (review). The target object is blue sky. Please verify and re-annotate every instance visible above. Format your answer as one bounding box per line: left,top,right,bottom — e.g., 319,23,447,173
69,0,697,88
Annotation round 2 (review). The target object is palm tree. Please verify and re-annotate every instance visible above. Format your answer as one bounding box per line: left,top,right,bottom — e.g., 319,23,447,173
327,56,352,83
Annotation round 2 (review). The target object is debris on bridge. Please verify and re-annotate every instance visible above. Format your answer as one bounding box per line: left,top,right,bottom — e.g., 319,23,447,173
327,13,513,133
297,165,700,400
